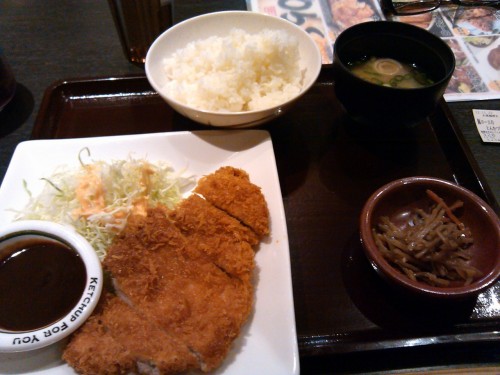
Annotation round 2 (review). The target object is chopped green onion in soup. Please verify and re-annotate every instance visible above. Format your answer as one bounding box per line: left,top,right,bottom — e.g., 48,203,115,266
349,57,434,88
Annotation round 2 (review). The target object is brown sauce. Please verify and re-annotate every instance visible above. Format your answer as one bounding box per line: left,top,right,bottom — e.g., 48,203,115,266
0,236,87,332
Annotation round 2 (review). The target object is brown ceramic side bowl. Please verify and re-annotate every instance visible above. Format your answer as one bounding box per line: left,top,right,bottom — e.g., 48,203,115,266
360,177,500,299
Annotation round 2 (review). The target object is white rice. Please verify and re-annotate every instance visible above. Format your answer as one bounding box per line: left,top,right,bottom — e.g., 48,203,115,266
161,28,304,112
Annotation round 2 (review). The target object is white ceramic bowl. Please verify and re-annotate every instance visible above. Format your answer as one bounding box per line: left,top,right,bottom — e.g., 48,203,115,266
0,220,103,353
145,11,322,127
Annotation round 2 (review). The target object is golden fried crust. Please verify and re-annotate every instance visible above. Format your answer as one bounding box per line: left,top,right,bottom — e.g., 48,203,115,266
194,167,270,238
64,166,267,374
63,293,199,375
104,207,253,372
98,296,199,374
170,194,257,281
62,296,136,375
103,207,188,299
138,263,252,372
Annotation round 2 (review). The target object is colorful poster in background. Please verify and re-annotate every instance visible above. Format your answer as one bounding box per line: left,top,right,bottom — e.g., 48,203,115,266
248,0,335,63
247,0,383,64
247,0,500,101
392,6,500,101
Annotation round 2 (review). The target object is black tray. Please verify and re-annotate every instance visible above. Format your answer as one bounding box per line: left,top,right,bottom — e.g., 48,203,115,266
33,69,500,371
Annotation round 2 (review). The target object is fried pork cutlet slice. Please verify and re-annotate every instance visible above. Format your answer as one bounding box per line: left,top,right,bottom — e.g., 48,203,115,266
63,294,199,375
194,166,270,238
104,207,254,373
63,296,136,375
170,194,257,282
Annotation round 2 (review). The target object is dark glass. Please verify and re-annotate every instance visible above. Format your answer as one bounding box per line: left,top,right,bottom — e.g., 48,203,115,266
108,0,172,65
383,0,500,15
0,53,16,112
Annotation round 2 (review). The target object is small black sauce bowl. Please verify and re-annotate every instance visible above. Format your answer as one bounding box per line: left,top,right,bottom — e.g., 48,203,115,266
332,21,455,127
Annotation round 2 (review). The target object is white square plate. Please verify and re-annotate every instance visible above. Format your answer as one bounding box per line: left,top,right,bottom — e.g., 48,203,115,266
0,130,299,375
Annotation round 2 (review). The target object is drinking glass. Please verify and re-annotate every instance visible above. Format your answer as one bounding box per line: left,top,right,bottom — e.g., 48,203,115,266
0,51,16,112
108,0,172,65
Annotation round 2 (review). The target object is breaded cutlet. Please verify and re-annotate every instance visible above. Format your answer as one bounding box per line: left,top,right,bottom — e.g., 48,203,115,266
63,293,198,375
103,207,254,372
194,166,270,238
62,295,136,375
170,193,257,282
64,166,269,374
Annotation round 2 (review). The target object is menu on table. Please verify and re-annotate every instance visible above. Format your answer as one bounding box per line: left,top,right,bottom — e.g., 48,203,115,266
247,0,500,102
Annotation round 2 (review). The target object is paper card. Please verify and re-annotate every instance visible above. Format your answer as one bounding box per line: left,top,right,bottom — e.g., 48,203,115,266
472,109,500,143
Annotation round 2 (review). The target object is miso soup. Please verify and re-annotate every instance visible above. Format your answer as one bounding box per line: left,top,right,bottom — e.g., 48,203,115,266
349,57,434,88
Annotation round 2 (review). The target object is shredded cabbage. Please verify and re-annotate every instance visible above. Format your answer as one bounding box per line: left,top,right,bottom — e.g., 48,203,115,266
14,149,194,260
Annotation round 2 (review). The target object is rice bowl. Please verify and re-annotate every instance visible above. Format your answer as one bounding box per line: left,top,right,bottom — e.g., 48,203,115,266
145,11,322,127
161,28,304,113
